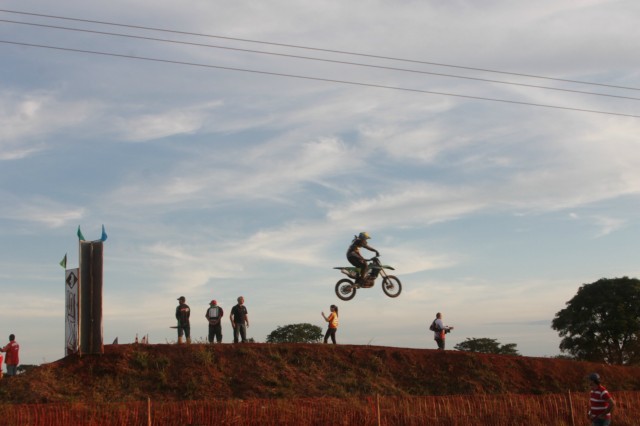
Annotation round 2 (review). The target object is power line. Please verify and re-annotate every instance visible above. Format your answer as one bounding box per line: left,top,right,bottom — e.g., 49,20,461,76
3,18,640,102
2,39,638,119
1,8,639,92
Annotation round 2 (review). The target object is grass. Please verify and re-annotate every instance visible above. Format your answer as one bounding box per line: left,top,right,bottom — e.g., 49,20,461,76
2,343,640,404
2,393,639,425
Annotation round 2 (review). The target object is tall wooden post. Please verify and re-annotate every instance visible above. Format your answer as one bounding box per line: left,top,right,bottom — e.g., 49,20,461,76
79,240,104,354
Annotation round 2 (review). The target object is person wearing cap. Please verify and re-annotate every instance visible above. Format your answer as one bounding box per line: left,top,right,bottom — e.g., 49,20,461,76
175,296,191,344
205,300,224,343
346,232,380,285
230,296,249,343
587,372,614,425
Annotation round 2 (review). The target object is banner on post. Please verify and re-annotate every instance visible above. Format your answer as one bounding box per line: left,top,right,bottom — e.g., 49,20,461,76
65,268,80,356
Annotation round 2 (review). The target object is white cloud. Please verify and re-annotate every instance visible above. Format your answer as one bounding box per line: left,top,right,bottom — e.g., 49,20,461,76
0,194,85,228
0,89,99,156
116,101,223,142
103,133,358,209
565,212,625,237
0,146,44,160
327,183,487,228
592,216,625,237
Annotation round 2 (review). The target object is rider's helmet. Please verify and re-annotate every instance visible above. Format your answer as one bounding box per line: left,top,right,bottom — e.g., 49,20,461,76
358,232,371,240
587,373,601,384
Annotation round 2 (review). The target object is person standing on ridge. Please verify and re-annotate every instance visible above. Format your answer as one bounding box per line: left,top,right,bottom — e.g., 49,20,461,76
1,334,19,377
321,305,339,344
230,296,249,343
205,299,224,343
431,312,454,350
587,373,615,426
346,232,379,284
175,296,191,344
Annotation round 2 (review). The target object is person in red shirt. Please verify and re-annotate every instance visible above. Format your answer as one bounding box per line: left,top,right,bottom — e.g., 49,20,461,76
587,372,615,426
1,334,20,377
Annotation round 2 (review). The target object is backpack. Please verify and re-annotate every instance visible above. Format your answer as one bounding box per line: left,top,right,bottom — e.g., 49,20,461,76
429,320,438,332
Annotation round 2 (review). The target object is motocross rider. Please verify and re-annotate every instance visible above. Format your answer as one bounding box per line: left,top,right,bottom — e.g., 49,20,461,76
347,232,380,283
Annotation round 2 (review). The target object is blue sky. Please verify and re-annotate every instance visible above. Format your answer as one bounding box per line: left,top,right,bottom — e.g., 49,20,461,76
1,1,639,366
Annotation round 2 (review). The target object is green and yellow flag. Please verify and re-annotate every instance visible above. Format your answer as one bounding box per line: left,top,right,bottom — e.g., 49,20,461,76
59,253,67,269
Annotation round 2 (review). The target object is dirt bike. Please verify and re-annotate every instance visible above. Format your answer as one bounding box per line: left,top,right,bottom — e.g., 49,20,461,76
333,256,402,301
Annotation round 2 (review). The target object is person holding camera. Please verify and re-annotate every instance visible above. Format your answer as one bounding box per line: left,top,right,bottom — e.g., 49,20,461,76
431,312,454,350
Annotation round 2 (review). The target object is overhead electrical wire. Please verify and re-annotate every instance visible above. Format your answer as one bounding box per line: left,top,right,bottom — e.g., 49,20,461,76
1,10,638,118
1,39,639,119
1,8,638,92
2,18,639,102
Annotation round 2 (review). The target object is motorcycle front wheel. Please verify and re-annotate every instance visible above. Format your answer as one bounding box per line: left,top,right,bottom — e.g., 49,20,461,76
335,278,357,301
382,275,402,298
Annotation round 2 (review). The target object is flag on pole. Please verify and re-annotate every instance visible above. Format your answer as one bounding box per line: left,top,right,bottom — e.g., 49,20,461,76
100,224,108,242
77,225,85,241
60,253,67,269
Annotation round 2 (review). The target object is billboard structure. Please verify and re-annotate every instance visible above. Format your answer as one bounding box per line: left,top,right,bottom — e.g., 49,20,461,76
65,268,80,356
63,226,107,356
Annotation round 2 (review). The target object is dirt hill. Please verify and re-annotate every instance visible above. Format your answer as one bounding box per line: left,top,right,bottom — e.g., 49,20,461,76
1,343,639,403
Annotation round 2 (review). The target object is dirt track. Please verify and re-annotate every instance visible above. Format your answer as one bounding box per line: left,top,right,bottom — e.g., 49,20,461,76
1,343,639,403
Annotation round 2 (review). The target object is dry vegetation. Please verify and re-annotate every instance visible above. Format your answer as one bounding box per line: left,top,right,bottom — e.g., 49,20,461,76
1,343,640,403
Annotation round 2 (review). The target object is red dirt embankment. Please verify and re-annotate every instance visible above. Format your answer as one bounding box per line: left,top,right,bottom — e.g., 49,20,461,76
1,343,639,403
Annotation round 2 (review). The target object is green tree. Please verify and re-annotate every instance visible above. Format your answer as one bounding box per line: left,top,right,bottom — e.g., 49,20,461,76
454,338,520,355
266,323,323,343
552,277,640,365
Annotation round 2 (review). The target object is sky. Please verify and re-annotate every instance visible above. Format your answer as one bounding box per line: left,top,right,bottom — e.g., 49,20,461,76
1,1,639,366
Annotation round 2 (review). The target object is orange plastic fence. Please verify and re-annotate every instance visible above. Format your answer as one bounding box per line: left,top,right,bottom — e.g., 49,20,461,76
0,391,637,426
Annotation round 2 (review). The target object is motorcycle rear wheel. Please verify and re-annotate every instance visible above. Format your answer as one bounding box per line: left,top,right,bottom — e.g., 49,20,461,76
382,275,402,298
335,278,357,301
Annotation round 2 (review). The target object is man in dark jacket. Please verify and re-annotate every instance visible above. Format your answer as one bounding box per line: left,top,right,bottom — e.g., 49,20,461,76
175,296,191,344
230,296,249,343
